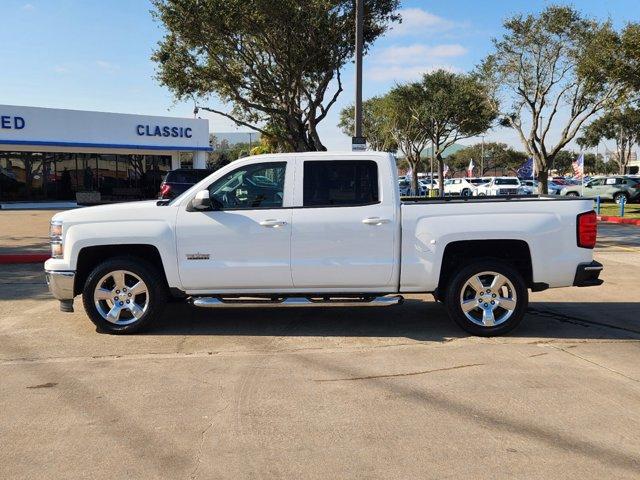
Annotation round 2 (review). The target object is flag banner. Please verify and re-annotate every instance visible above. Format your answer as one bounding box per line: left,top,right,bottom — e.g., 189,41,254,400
467,159,475,177
443,164,449,177
572,153,584,179
517,158,534,179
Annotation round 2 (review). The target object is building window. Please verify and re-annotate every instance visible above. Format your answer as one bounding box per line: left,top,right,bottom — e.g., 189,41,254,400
0,151,171,201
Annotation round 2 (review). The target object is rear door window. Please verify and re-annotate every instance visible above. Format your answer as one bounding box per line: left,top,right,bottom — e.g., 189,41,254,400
303,161,378,207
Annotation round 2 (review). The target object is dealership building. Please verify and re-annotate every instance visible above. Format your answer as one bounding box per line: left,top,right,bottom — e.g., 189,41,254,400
0,105,211,202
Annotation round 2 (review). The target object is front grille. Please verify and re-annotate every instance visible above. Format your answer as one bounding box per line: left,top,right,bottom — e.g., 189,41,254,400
498,189,518,195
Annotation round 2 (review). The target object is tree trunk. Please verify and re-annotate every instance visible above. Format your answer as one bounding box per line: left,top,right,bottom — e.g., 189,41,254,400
409,157,420,196
437,153,445,198
534,155,549,194
538,169,549,195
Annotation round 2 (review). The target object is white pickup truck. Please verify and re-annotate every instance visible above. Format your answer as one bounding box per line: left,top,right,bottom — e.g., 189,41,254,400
45,152,602,336
475,177,524,196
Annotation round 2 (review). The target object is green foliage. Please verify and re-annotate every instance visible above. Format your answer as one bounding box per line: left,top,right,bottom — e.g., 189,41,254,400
577,106,640,174
385,70,497,194
338,97,398,151
480,5,637,192
552,151,618,176
152,0,399,152
447,142,526,176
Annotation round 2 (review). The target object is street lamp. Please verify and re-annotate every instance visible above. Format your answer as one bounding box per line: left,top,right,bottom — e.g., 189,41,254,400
480,135,485,175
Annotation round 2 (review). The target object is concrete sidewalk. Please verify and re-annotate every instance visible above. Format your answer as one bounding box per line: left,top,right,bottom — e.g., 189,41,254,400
0,210,59,255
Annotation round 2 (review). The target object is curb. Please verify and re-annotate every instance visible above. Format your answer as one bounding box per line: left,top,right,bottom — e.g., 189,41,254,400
0,253,50,264
597,215,640,226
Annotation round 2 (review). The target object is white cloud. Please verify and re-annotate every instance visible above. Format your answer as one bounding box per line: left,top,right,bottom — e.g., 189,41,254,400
95,60,120,73
388,8,456,37
22,3,35,11
367,64,460,82
375,43,467,65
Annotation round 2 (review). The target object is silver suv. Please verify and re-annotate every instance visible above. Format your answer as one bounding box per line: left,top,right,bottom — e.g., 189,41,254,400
561,176,640,203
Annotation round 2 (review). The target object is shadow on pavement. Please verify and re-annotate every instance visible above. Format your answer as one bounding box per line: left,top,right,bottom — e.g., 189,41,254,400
0,264,49,301
145,299,640,341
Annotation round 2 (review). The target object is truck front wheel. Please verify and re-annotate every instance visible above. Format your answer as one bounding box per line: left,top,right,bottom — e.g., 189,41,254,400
445,261,528,336
82,257,167,334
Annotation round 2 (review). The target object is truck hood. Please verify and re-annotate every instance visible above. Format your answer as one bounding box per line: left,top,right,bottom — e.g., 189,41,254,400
52,200,164,224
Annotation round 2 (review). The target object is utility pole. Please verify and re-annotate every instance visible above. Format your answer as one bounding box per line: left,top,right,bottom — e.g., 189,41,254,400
480,135,484,175
352,0,365,151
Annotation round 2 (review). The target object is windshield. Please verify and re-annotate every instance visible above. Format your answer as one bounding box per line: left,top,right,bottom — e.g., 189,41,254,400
494,178,519,185
468,179,485,185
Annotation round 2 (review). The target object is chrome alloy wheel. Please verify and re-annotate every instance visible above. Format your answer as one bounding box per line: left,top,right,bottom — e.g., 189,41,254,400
93,270,149,325
459,271,517,327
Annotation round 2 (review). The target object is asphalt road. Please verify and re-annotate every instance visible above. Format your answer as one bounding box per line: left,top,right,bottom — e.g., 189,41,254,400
1,223,639,479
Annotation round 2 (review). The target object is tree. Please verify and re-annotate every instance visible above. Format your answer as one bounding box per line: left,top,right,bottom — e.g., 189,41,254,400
404,70,497,196
385,84,430,195
338,97,398,151
480,6,636,193
152,0,399,152
447,142,526,176
577,106,640,174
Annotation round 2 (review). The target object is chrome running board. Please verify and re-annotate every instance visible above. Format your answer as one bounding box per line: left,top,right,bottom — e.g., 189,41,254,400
191,295,403,308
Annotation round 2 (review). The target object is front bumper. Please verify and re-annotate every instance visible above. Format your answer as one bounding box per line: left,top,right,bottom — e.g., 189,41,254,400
573,261,604,287
45,270,75,300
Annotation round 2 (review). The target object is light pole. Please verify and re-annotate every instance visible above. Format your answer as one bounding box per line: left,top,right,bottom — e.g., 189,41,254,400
480,135,484,175
352,0,365,151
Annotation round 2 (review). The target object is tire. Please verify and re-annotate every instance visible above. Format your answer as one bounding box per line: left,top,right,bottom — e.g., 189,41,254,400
461,188,471,197
613,192,628,204
82,256,167,334
444,260,528,336
566,192,579,197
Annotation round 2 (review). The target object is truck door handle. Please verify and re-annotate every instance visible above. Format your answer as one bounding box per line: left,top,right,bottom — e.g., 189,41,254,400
259,219,287,228
362,217,390,225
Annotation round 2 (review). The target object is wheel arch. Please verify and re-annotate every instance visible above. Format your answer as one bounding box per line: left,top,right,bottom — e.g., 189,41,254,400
74,244,168,296
437,239,534,295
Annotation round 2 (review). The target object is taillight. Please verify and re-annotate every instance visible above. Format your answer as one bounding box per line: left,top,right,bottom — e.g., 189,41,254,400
160,184,171,198
577,210,597,249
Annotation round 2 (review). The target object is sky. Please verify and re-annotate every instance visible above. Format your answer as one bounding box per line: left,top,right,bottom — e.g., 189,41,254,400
1,0,638,152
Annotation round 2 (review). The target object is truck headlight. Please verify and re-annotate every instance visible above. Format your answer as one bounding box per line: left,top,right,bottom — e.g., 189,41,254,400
50,221,63,258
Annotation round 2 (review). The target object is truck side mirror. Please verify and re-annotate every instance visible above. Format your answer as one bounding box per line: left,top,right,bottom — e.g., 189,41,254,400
192,190,212,210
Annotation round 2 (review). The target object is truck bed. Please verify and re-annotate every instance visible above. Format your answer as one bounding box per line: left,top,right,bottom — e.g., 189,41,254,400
401,194,584,204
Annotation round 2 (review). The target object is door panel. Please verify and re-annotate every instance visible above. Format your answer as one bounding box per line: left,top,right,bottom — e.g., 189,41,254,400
291,159,396,289
176,160,293,291
291,205,396,288
176,208,293,290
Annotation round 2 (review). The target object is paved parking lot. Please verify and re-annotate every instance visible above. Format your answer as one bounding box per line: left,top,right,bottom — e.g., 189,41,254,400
1,222,639,479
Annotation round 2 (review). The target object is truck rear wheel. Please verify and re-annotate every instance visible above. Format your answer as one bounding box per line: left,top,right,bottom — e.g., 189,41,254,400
445,261,528,336
82,257,166,334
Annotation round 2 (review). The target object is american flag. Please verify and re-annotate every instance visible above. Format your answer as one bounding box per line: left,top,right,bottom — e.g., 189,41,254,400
443,164,449,177
517,158,534,179
572,154,584,179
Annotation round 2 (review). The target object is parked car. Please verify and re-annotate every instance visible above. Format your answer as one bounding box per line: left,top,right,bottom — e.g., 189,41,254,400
45,152,602,337
561,176,640,203
419,178,439,193
158,168,214,200
443,178,483,196
475,177,523,196
519,179,539,195
547,181,564,195
399,178,427,196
